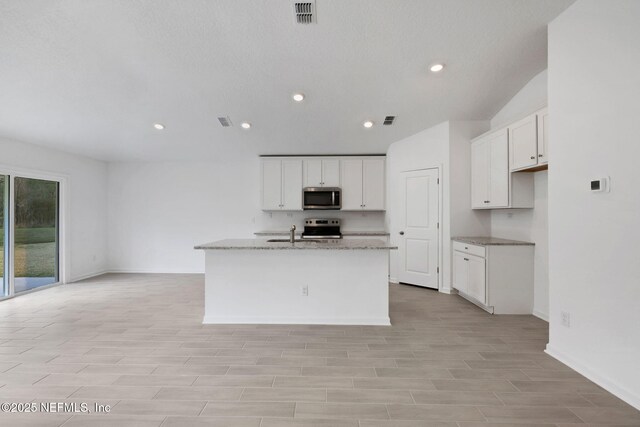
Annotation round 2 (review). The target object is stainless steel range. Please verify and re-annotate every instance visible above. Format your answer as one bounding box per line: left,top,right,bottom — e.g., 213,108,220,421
301,218,342,239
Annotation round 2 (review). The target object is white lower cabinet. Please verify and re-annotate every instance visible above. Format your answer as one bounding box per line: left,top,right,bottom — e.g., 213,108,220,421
452,240,534,314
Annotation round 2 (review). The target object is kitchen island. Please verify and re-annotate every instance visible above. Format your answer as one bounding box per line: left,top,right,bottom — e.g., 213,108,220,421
195,239,397,325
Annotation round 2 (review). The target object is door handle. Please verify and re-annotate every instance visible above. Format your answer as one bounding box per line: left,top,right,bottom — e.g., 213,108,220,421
530,156,535,159
538,154,543,157
464,258,469,261
399,231,404,235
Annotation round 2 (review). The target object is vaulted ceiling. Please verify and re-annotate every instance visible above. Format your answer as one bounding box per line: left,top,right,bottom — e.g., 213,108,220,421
0,0,574,161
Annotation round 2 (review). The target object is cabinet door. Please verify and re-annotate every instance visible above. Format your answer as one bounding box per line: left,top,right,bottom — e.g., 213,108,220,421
509,114,538,171
341,159,364,210
322,159,341,187
488,130,509,208
466,254,486,304
537,108,548,164
471,138,490,208
281,160,303,210
452,251,468,294
303,159,323,187
262,159,282,210
362,158,385,210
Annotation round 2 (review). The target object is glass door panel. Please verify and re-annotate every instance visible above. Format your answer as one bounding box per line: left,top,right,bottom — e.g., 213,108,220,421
14,177,59,293
1,175,7,297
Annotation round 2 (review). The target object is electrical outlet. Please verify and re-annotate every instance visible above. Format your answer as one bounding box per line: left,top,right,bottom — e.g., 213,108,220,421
561,311,571,327
301,285,308,296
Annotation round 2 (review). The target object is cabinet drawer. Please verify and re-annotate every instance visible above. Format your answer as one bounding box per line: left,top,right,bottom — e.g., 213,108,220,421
453,241,486,258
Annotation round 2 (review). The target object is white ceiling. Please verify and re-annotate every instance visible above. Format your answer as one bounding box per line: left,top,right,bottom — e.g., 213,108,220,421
0,0,574,162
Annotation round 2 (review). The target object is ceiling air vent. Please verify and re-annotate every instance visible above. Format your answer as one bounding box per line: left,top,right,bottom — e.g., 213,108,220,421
218,116,232,127
294,1,316,24
383,116,396,126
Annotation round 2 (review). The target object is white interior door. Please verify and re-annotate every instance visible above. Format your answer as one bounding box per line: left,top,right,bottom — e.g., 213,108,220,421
398,168,439,289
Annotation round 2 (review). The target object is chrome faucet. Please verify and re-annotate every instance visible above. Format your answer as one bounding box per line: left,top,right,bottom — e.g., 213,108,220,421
289,225,296,243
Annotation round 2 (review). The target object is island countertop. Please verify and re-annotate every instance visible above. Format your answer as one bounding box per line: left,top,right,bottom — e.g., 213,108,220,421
195,238,397,250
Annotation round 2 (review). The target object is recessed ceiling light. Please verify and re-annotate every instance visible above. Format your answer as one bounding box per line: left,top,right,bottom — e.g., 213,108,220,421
363,120,374,129
153,123,165,130
430,63,445,73
292,93,305,102
241,122,251,129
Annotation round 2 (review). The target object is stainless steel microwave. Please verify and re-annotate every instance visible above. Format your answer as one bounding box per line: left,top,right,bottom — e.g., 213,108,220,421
303,187,341,210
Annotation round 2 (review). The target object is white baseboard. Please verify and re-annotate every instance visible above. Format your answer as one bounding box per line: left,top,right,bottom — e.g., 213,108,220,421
106,269,204,275
545,344,640,410
439,287,455,294
68,270,109,283
389,277,399,284
203,316,391,326
533,309,549,322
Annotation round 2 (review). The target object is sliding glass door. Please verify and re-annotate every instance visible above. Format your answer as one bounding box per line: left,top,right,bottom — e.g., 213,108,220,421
0,173,61,299
1,175,7,297
13,177,59,293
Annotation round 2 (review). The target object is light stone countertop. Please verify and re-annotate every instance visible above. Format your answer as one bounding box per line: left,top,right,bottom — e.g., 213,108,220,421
195,238,397,250
452,236,535,246
254,230,390,236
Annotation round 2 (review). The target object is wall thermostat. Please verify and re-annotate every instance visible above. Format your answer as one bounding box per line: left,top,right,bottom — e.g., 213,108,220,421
590,177,610,193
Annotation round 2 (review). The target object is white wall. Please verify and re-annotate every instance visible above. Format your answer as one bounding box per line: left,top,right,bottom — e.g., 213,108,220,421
0,137,108,282
386,121,490,291
107,160,386,273
546,0,640,409
488,69,550,320
491,70,547,129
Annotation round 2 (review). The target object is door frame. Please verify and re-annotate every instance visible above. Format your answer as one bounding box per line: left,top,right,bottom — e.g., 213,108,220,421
0,163,68,301
394,165,443,291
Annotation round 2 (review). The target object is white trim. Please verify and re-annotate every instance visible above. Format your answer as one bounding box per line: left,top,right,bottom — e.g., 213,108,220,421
545,344,640,410
533,309,549,322
107,269,203,275
389,277,399,284
203,316,391,326
439,287,456,295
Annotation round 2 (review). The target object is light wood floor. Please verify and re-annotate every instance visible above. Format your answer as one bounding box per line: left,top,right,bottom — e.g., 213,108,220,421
0,273,638,426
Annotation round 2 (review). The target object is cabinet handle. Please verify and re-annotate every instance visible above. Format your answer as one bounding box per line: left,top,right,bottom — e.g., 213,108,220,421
530,156,535,159
538,154,543,157
465,247,468,249
464,258,469,261
399,231,404,235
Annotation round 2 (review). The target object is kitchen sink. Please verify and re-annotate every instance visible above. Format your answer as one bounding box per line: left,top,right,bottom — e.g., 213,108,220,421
266,239,323,243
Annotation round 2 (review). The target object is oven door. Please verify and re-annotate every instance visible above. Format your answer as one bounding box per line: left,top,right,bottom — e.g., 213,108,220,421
303,188,341,210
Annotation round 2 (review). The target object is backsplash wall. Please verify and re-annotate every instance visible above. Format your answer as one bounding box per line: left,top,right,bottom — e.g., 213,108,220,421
255,210,386,232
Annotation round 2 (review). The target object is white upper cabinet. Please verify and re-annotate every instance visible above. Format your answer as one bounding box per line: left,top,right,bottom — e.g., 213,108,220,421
537,108,548,165
263,156,385,211
509,108,549,171
509,115,538,171
341,158,385,211
303,159,341,187
472,129,510,208
261,158,303,210
340,159,364,210
362,159,385,210
262,159,284,210
472,128,533,209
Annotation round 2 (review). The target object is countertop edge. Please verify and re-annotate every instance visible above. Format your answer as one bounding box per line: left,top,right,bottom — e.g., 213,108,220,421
452,236,535,246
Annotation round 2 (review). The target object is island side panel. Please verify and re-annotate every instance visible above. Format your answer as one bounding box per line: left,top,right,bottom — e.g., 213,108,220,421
203,249,390,325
